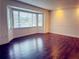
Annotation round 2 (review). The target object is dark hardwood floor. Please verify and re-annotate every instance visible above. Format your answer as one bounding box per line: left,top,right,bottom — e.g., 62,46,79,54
0,33,79,59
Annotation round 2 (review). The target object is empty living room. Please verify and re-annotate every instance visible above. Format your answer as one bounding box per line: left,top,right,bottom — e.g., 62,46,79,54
0,0,79,59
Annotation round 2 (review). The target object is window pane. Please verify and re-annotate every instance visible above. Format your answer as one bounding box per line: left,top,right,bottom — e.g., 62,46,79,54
32,14,37,26
7,8,11,29
13,10,19,28
27,13,32,27
19,12,27,27
38,14,43,27
19,12,32,27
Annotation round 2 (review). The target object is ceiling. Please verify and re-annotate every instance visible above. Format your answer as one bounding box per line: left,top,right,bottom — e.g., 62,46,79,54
17,0,79,10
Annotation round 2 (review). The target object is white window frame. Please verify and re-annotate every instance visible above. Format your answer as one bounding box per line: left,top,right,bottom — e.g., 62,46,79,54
10,8,44,28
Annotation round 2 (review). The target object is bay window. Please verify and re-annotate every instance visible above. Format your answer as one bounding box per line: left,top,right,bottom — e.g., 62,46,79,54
12,9,43,28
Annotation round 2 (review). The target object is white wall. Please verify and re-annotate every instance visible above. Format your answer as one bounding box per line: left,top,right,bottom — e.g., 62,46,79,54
0,0,1,44
44,10,51,33
0,0,50,45
0,0,9,45
51,8,79,38
13,27,41,38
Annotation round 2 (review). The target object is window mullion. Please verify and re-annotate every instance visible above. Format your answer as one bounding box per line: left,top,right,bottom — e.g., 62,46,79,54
11,9,14,29
36,14,38,27
18,11,20,27
32,14,34,27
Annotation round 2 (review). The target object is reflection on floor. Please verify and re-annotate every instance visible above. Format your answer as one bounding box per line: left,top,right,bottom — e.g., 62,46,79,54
0,33,79,59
